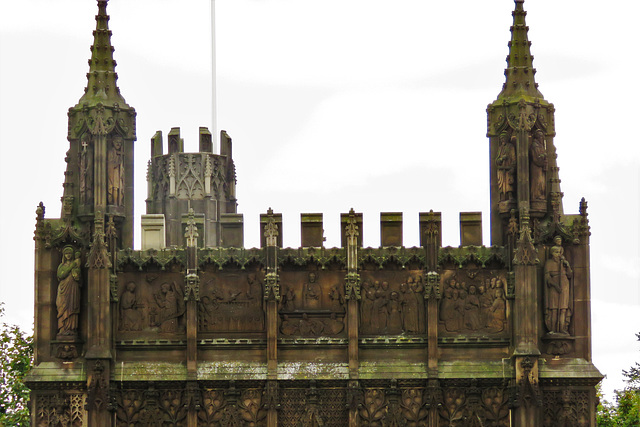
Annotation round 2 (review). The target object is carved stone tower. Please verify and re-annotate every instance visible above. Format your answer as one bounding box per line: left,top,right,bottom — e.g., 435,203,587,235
143,127,238,249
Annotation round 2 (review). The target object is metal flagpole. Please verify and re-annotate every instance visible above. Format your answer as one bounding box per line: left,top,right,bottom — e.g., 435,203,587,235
211,0,217,153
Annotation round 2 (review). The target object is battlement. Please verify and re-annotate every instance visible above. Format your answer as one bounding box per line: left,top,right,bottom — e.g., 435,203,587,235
150,126,232,158
141,209,485,250
144,127,237,248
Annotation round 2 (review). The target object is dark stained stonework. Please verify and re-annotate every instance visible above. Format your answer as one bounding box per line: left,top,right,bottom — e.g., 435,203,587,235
26,0,601,425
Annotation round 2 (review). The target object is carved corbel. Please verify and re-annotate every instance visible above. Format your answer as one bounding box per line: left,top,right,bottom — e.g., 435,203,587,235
424,271,441,300
86,360,109,412
344,272,361,301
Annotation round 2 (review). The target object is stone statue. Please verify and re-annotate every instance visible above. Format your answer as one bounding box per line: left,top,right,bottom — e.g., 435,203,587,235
79,137,93,204
107,135,125,206
488,288,506,333
530,130,548,201
544,236,572,335
360,282,375,334
56,246,82,337
496,132,516,201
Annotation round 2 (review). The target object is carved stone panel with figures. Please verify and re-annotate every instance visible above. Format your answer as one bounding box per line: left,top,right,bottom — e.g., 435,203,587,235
359,270,426,335
116,272,186,337
278,269,346,338
198,269,265,333
438,269,509,335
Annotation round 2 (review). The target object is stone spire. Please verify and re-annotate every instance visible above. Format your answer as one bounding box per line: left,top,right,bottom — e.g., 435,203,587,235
487,0,559,246
65,0,137,249
76,0,129,108
496,0,543,100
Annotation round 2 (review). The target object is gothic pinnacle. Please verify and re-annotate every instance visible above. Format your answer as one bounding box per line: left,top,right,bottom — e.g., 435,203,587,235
496,0,544,100
76,0,129,108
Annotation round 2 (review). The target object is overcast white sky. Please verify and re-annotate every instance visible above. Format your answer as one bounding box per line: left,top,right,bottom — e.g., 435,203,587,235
0,0,638,400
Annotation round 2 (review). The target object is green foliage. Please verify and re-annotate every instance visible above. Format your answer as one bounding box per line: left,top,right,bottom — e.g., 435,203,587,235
597,333,640,426
0,303,33,426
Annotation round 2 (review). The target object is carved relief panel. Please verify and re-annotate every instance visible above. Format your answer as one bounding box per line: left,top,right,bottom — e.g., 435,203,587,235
199,268,265,333
35,392,86,427
438,269,509,335
359,270,426,336
278,269,346,338
116,271,186,336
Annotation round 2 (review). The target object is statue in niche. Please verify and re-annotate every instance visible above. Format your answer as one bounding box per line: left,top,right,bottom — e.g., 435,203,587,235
154,282,184,333
544,236,572,335
328,284,344,312
107,135,125,206
303,272,322,310
280,286,296,312
495,131,516,201
78,136,93,204
56,246,82,337
386,291,403,335
488,288,506,333
530,130,548,201
119,281,143,331
360,282,376,334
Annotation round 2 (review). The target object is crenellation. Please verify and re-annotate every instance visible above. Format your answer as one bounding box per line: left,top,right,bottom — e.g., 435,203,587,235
380,212,403,247
300,213,323,248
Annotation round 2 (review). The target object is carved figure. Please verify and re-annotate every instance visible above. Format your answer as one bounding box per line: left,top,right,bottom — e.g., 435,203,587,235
299,313,324,336
119,281,143,331
303,272,322,310
387,291,403,334
280,286,296,312
488,288,507,332
464,285,481,331
56,246,82,337
496,132,516,201
107,135,125,205
544,236,572,334
79,137,93,204
280,314,298,335
530,130,548,201
373,281,390,333
325,313,345,335
400,280,418,333
411,277,425,333
360,282,376,334
328,284,344,312
154,282,184,333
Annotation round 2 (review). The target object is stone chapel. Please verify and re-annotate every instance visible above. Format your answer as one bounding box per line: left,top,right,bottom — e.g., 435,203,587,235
26,0,602,425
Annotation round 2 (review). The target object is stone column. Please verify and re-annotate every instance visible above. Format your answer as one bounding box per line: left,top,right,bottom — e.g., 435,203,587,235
184,209,200,427
263,210,280,427
512,211,541,426
344,209,360,426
